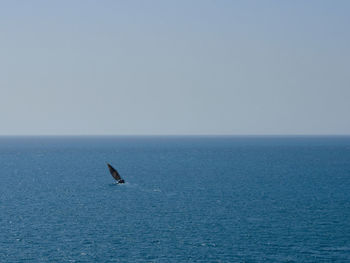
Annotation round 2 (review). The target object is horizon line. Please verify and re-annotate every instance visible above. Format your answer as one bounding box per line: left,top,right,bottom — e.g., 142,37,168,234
0,134,350,137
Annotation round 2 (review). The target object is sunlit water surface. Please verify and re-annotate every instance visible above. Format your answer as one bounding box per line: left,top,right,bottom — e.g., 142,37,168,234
1,136,350,262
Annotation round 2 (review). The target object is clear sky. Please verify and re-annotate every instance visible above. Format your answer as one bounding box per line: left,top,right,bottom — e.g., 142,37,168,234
1,0,349,135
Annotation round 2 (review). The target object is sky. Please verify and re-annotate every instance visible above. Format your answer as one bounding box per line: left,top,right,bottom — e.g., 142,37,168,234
0,0,349,135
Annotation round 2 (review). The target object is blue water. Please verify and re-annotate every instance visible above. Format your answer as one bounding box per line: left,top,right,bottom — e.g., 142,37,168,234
1,136,350,262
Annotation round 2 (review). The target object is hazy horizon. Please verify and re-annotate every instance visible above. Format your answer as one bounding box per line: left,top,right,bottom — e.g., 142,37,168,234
1,1,349,135
1,134,350,137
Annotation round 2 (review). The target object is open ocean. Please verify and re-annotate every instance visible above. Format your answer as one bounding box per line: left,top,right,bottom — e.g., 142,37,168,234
0,136,349,262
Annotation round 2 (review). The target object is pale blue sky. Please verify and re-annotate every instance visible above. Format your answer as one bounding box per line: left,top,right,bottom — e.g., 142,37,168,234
1,0,349,135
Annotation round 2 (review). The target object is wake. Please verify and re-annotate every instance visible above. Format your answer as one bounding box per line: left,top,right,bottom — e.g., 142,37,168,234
109,181,163,194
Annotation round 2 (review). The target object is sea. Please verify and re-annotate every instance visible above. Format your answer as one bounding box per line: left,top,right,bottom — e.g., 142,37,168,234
0,136,349,262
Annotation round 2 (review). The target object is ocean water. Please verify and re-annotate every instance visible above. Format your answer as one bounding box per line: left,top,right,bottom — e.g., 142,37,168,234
0,136,350,262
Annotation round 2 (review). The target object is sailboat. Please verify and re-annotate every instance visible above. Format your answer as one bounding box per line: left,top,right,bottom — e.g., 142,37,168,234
107,163,125,184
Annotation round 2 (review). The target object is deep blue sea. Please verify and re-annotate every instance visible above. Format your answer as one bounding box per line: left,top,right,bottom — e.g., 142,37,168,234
1,136,350,262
